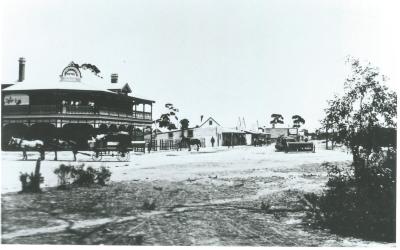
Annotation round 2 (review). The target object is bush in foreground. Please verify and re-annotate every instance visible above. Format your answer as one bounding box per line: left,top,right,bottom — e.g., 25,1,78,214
54,164,112,188
19,172,44,193
306,150,396,242
19,158,44,193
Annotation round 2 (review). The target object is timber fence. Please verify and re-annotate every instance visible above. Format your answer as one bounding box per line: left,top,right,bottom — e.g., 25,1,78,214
145,138,206,152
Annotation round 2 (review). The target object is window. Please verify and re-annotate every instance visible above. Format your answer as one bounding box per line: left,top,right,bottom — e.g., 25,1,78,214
168,132,173,139
209,120,213,125
188,130,193,138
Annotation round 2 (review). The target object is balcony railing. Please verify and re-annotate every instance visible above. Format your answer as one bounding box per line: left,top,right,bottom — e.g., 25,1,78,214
31,105,58,115
2,105,152,121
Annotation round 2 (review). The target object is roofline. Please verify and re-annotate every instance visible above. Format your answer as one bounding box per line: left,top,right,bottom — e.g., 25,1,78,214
154,126,251,135
200,117,221,127
154,127,195,135
133,96,155,104
2,88,138,101
1,88,158,104
2,87,115,94
108,83,132,93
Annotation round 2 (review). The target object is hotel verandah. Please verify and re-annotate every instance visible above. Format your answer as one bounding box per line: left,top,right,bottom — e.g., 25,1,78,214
1,58,155,148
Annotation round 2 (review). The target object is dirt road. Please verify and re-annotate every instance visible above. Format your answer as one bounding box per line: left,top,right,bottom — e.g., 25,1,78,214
1,144,393,246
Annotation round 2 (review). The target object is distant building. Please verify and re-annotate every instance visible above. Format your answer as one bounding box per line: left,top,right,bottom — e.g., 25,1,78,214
1,58,155,147
264,127,298,139
148,117,247,147
242,130,271,145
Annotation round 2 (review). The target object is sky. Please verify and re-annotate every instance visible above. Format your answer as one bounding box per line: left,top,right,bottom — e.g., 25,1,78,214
1,0,399,131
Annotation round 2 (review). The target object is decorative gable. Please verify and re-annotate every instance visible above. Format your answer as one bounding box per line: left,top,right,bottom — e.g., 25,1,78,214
60,62,82,82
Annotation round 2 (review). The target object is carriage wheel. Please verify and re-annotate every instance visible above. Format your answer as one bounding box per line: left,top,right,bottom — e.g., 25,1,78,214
117,151,130,161
92,152,102,161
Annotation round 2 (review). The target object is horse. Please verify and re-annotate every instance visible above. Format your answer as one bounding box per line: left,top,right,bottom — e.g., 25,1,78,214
47,139,78,161
178,137,201,151
8,137,45,160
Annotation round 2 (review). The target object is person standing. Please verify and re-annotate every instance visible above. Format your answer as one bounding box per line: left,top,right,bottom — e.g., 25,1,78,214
211,136,215,147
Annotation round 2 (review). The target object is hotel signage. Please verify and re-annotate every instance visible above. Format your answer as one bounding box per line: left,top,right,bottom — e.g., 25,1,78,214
4,94,30,105
60,62,82,82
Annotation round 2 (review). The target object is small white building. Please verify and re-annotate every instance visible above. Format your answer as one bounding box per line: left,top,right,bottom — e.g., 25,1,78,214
148,117,247,147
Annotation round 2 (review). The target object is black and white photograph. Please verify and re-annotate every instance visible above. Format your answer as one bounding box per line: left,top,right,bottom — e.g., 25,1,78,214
0,0,398,247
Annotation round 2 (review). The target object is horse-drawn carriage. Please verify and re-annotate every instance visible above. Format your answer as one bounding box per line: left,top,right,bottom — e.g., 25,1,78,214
9,132,133,161
88,132,133,161
8,137,78,161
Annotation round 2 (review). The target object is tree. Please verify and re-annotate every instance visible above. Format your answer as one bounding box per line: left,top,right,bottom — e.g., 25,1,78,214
167,123,177,130
180,118,190,138
80,63,102,77
321,57,397,162
315,57,397,241
292,115,305,128
180,119,189,130
154,103,179,130
71,62,103,78
270,114,284,128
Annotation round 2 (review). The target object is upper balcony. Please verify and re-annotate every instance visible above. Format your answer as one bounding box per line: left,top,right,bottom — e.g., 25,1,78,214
2,105,152,121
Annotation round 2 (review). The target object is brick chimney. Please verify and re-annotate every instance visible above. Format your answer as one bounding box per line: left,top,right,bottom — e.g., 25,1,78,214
111,73,118,83
18,57,26,82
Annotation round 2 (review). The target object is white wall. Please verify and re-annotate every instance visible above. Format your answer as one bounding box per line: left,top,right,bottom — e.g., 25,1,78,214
245,134,252,145
149,120,228,147
154,130,185,141
193,127,220,147
151,127,221,147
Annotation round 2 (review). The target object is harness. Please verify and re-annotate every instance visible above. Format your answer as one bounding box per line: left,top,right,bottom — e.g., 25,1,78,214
18,139,23,147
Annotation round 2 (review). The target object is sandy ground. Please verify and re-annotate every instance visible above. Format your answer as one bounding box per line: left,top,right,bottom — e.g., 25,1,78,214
2,141,350,193
0,142,395,246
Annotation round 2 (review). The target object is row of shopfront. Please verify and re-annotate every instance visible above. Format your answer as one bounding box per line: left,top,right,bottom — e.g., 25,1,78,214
147,117,290,147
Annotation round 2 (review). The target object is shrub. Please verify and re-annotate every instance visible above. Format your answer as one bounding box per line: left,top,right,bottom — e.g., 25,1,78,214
19,172,44,193
308,150,396,242
53,164,112,188
54,164,75,187
19,158,44,193
73,165,97,186
96,166,112,186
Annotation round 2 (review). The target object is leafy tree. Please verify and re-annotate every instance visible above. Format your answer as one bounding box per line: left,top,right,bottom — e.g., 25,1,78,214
167,123,177,130
155,114,172,128
270,114,284,128
292,115,305,128
321,57,397,165
180,118,190,138
180,119,189,130
71,62,103,78
80,63,101,76
154,103,179,130
315,57,397,241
